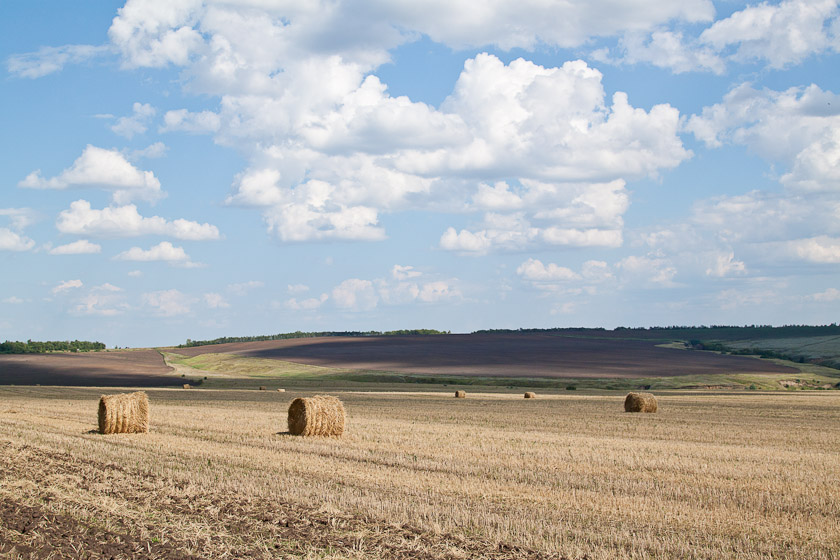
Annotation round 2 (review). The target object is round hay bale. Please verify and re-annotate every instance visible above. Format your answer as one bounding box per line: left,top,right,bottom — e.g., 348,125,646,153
287,395,345,436
98,391,149,434
259,386,267,391
277,388,286,393
454,390,466,398
524,391,536,398
624,392,658,413
182,383,191,389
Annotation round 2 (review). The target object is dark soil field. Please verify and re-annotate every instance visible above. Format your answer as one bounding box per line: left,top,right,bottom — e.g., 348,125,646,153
0,349,184,386
172,334,798,378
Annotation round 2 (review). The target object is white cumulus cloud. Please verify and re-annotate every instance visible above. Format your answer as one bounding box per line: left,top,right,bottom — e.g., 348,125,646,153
0,228,35,251
20,145,164,204
49,240,102,255
52,279,83,294
142,289,193,316
115,241,199,266
56,200,220,240
111,102,156,138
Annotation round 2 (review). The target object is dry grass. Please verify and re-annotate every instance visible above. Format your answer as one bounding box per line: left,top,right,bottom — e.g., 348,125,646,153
1,386,839,559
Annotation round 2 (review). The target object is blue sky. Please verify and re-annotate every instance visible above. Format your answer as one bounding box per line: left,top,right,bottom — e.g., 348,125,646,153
2,0,840,347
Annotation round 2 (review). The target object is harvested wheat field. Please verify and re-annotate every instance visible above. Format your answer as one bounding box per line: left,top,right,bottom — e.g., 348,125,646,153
1,386,839,559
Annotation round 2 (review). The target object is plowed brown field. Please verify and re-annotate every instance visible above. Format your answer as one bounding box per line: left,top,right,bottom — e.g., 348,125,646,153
171,334,798,378
0,349,184,386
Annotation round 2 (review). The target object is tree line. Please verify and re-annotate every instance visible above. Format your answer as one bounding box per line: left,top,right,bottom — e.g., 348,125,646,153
179,329,449,348
0,340,107,354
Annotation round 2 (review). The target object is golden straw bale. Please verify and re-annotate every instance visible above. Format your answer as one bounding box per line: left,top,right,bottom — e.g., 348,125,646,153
287,395,345,436
98,391,149,434
524,392,536,399
183,383,191,389
624,392,658,413
277,388,286,393
259,386,266,391
455,390,466,398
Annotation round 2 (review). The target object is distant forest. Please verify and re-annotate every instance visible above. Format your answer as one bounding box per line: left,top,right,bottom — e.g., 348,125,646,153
178,329,450,348
473,324,840,340
0,340,107,354
179,324,840,349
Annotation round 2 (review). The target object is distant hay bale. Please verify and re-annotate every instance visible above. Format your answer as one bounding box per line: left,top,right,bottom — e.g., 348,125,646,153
624,392,658,413
183,383,191,390
287,395,345,436
277,388,286,393
524,391,536,399
455,390,466,398
259,386,266,391
98,391,149,434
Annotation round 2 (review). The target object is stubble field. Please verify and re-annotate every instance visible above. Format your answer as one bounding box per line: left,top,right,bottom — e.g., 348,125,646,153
1,385,838,559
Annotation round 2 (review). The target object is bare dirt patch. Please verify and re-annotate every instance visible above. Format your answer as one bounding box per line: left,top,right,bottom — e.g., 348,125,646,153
171,334,798,378
0,350,185,387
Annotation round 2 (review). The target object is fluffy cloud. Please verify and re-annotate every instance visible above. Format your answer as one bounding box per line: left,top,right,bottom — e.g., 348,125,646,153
210,52,685,246
392,265,421,281
108,0,204,68
705,252,747,277
52,279,84,294
115,241,199,266
0,208,38,231
20,145,164,204
784,236,840,263
111,102,156,138
106,0,714,75
142,289,193,316
56,200,221,240
617,255,678,287
227,280,264,295
332,279,378,311
204,292,229,308
516,257,614,295
49,240,102,255
0,229,35,251
160,109,221,133
596,30,724,74
517,258,580,282
810,288,840,302
73,283,128,316
700,0,840,69
593,0,840,74
6,44,110,78
686,83,840,168
284,294,328,311
129,142,168,160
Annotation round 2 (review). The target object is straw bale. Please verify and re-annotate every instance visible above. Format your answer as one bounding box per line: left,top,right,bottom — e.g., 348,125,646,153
98,391,149,434
259,386,266,391
524,391,536,399
287,395,345,436
277,388,286,393
455,390,466,398
183,383,191,389
624,392,658,413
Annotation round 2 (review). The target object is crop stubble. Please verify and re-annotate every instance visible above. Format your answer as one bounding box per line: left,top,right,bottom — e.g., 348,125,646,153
0,387,838,559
